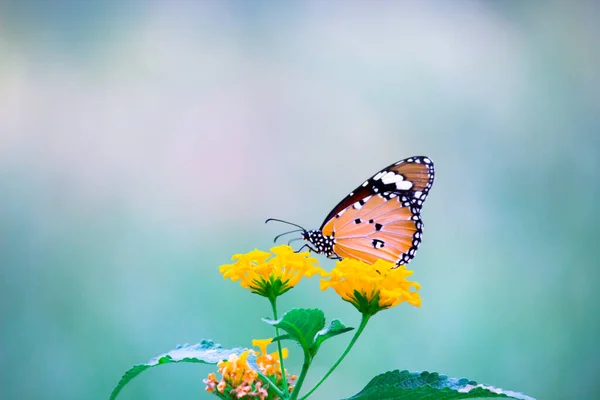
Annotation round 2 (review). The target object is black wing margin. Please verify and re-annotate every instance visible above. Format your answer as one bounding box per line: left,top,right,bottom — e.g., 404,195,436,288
319,156,435,229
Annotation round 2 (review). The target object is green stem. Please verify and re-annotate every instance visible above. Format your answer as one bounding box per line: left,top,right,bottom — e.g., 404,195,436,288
257,371,286,399
299,313,371,400
289,350,311,400
214,390,228,400
269,296,289,396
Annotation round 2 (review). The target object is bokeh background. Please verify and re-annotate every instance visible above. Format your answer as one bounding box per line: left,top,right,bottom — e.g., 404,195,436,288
1,1,599,399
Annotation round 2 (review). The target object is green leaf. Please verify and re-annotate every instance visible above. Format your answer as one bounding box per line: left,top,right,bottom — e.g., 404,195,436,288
263,308,325,356
271,333,293,342
265,309,353,358
314,319,354,348
110,339,246,400
345,370,536,400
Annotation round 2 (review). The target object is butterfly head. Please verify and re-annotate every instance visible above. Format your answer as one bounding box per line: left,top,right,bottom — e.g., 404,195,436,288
265,218,338,258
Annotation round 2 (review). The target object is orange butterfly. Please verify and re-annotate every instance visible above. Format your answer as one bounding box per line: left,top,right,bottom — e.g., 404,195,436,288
268,156,434,267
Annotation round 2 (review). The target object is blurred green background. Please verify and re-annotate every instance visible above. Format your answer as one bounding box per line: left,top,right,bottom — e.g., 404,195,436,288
1,1,599,399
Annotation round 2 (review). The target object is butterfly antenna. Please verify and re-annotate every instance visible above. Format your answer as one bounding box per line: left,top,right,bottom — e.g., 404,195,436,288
265,218,307,231
273,229,304,243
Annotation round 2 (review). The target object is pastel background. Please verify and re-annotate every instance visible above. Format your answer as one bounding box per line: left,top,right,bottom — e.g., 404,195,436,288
1,1,599,399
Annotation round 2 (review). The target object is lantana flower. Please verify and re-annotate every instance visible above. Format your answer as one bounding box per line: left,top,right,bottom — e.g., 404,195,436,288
252,338,297,393
220,245,326,299
203,339,296,399
320,258,421,315
204,350,266,399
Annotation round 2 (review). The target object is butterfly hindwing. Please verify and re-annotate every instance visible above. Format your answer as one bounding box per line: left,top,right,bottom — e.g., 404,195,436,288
331,199,423,265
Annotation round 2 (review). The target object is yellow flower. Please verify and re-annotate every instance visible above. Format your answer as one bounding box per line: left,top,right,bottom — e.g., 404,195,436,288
204,372,218,393
220,245,326,299
205,350,262,399
252,338,275,357
218,351,258,389
252,338,296,393
320,258,421,315
252,338,288,377
203,339,296,399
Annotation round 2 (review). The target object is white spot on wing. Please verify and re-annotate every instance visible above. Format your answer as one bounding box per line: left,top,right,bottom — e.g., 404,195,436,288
373,171,385,181
381,171,403,185
396,180,413,190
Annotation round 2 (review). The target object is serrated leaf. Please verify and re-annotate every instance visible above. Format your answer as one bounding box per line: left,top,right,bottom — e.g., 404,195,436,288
344,370,535,400
263,308,325,356
110,339,246,400
265,309,353,359
314,319,354,348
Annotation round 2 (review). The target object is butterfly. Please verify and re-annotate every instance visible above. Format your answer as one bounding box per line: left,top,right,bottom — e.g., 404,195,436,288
267,156,435,267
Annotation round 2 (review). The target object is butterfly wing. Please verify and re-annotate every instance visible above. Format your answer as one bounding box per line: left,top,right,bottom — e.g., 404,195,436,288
320,156,434,266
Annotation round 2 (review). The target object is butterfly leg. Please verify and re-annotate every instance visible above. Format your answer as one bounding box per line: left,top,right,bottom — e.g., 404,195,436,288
296,244,318,254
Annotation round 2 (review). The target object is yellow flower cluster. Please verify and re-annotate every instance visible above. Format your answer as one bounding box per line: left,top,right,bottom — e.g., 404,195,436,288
221,246,421,315
219,245,326,299
252,338,297,390
203,339,296,399
204,350,266,399
320,258,421,314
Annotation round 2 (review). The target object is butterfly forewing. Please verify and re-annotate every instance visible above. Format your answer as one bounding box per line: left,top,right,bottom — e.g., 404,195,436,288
320,156,434,266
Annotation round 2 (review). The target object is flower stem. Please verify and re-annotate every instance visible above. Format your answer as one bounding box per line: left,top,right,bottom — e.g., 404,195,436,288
269,296,289,396
289,350,311,400
257,371,286,399
299,313,371,400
